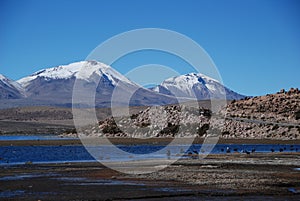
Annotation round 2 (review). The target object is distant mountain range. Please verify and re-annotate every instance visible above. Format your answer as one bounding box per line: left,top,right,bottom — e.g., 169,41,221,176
0,61,245,108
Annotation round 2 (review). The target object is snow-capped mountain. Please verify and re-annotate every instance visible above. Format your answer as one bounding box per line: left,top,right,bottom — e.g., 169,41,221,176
152,73,245,100
0,61,245,108
18,61,133,88
0,74,25,99
15,61,177,107
17,61,133,102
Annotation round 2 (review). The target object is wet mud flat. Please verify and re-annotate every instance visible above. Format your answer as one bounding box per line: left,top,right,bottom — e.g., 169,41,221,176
1,153,300,200
0,162,200,201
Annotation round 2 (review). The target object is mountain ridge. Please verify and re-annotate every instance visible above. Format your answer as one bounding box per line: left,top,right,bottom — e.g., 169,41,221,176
1,61,245,108
0,74,25,99
152,73,245,100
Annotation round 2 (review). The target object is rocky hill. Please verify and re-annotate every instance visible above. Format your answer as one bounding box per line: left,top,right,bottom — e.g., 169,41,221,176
222,88,300,139
75,88,300,140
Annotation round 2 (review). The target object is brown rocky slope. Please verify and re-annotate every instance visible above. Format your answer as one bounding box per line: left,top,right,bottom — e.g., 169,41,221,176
75,88,300,140
222,88,300,139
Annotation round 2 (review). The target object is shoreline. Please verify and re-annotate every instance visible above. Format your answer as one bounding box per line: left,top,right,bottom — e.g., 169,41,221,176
1,137,300,146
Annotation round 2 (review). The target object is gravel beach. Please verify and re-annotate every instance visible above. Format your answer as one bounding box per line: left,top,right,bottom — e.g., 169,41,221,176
1,146,300,200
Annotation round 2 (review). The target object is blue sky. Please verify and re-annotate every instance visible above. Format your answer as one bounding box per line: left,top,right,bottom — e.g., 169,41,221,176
0,0,299,96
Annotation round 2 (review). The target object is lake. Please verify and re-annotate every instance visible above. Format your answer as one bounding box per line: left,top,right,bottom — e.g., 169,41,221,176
0,135,75,141
0,135,299,165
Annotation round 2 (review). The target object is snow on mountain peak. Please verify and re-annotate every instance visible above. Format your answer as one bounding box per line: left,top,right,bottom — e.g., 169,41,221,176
17,61,132,87
153,72,244,100
0,74,6,80
0,74,25,96
159,73,222,97
170,73,220,84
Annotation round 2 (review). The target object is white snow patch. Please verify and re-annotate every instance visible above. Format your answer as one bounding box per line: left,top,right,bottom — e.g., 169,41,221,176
205,83,217,92
17,61,133,88
0,74,6,80
0,74,25,95
154,72,227,98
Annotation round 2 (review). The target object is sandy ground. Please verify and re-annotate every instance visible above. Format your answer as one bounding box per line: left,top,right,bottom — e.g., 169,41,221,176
1,152,300,200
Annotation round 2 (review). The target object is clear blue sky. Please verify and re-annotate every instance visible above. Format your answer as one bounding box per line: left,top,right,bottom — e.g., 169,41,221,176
0,0,299,96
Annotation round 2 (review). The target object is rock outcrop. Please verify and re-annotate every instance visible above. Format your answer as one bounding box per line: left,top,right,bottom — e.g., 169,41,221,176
76,88,300,140
222,88,300,139
79,104,212,138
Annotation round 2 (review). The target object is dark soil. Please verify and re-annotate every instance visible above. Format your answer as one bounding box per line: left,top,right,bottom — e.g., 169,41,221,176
1,153,300,200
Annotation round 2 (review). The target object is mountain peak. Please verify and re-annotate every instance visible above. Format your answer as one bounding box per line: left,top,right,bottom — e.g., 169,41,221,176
153,73,245,100
17,60,131,87
0,74,25,99
172,73,220,83
0,74,7,80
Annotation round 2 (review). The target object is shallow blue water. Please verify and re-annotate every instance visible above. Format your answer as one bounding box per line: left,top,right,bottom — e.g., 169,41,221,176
0,143,299,165
0,145,95,164
118,144,300,154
